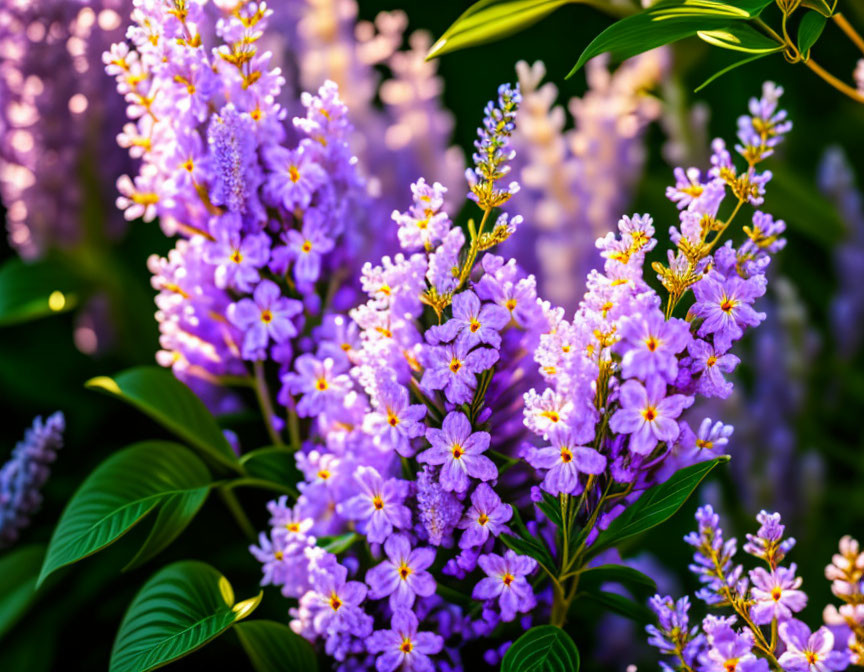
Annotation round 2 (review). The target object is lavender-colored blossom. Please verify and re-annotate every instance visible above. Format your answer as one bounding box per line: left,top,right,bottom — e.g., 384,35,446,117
227,279,303,360
363,380,427,457
0,412,64,546
686,338,739,399
262,142,327,211
418,411,497,493
282,354,352,416
744,510,796,567
472,550,537,622
609,378,693,455
618,309,691,383
302,558,371,639
366,534,436,610
457,483,513,549
415,466,463,547
691,272,766,353
524,428,606,496
337,466,411,544
778,620,849,672
749,565,807,624
699,625,768,672
427,291,510,349
204,227,270,292
419,340,499,405
278,217,336,286
367,609,444,672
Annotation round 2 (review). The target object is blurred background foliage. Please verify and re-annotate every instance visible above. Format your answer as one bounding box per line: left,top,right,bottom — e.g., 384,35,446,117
1,1,863,669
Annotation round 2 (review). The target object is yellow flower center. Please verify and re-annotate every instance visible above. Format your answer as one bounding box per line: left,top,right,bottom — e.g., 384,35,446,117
286,522,300,533
478,513,489,525
288,165,301,183
183,158,195,172
231,250,243,264
469,318,481,333
260,309,273,323
316,377,329,391
502,573,515,587
451,443,464,460
696,439,713,450
706,355,717,367
724,660,738,672
540,410,560,424
642,406,657,422
274,550,283,560
644,336,659,352
560,446,573,463
449,358,462,374
372,495,384,510
771,586,783,602
387,411,400,427
505,298,517,312
317,469,331,480
329,592,342,611
399,562,413,580
720,296,738,313
301,240,312,254
805,652,819,665
400,637,413,653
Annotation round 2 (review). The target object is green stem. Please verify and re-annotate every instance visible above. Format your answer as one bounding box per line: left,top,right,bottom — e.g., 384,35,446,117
253,360,284,447
219,487,256,541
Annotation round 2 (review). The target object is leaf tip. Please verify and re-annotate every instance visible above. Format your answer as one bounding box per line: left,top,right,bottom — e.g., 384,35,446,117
86,375,121,395
232,591,263,622
426,37,447,60
219,575,235,607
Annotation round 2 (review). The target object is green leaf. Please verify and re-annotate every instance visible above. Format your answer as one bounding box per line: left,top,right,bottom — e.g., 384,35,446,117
0,257,85,326
86,367,240,470
239,447,302,494
797,11,828,56
124,487,211,571
535,492,563,528
318,532,359,555
111,561,261,672
234,620,318,672
579,590,654,623
694,51,775,91
697,22,784,52
586,456,728,560
428,0,574,59
502,504,556,570
578,564,657,599
568,0,774,76
501,625,580,672
38,442,212,585
0,545,45,638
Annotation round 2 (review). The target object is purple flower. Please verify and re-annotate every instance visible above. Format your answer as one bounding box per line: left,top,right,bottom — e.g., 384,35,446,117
420,340,498,405
427,290,510,349
262,141,326,211
749,564,807,624
415,465,463,547
227,279,303,360
337,466,411,544
778,620,849,672
686,338,740,399
524,428,606,496
472,550,537,622
282,354,352,416
744,510,795,566
457,483,513,549
305,561,370,637
363,380,427,457
365,534,436,610
204,226,269,292
273,216,335,286
368,609,444,672
418,411,497,493
691,271,766,352
609,378,693,455
617,309,691,384
700,625,769,672
694,418,734,453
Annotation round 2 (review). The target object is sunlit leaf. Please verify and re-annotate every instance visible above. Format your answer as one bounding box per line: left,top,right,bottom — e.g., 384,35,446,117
694,51,775,91
234,620,318,672
110,561,260,672
0,257,85,326
86,367,240,470
797,11,828,57
697,23,784,52
502,625,580,672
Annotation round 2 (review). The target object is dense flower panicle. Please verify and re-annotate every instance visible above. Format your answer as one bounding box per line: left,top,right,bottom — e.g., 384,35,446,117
0,0,131,257
0,412,65,546
824,536,864,666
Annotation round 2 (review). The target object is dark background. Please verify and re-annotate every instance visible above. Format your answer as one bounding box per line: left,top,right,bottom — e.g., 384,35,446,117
2,1,863,669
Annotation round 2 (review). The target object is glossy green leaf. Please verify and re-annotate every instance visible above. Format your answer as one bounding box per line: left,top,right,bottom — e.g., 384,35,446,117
239,447,302,495
502,505,556,570
111,561,261,672
697,22,784,52
319,532,360,555
86,367,240,470
38,442,211,585
234,620,318,672
124,487,211,571
0,545,45,638
502,625,580,672
428,0,574,59
578,564,657,598
0,257,84,326
586,456,728,559
579,590,654,623
568,0,774,76
535,492,564,528
694,52,774,91
797,11,828,56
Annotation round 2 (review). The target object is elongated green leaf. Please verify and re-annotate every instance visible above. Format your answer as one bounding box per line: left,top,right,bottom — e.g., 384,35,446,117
579,590,654,623
578,564,657,598
586,456,728,559
234,620,318,672
535,492,563,528
39,442,211,585
124,487,211,571
797,11,827,56
111,561,261,672
0,257,84,326
694,51,774,91
502,505,556,570
428,0,574,59
240,447,302,494
319,532,360,555
0,545,45,638
502,625,580,672
697,23,784,52
568,0,774,76
86,367,239,470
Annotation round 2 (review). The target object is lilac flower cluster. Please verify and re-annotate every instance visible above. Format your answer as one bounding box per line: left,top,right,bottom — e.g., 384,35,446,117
648,506,857,671
0,0,130,257
0,412,64,547
247,82,798,670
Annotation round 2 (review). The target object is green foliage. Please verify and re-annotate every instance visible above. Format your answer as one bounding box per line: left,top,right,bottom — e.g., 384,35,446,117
319,532,360,554
579,590,655,624
577,564,657,599
86,367,240,471
239,446,302,495
586,456,729,560
38,441,212,585
0,257,85,326
110,561,261,672
567,0,774,77
502,625,580,672
0,544,45,638
427,0,576,59
696,23,784,53
234,620,318,672
797,11,828,57
501,504,556,570
695,52,775,91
